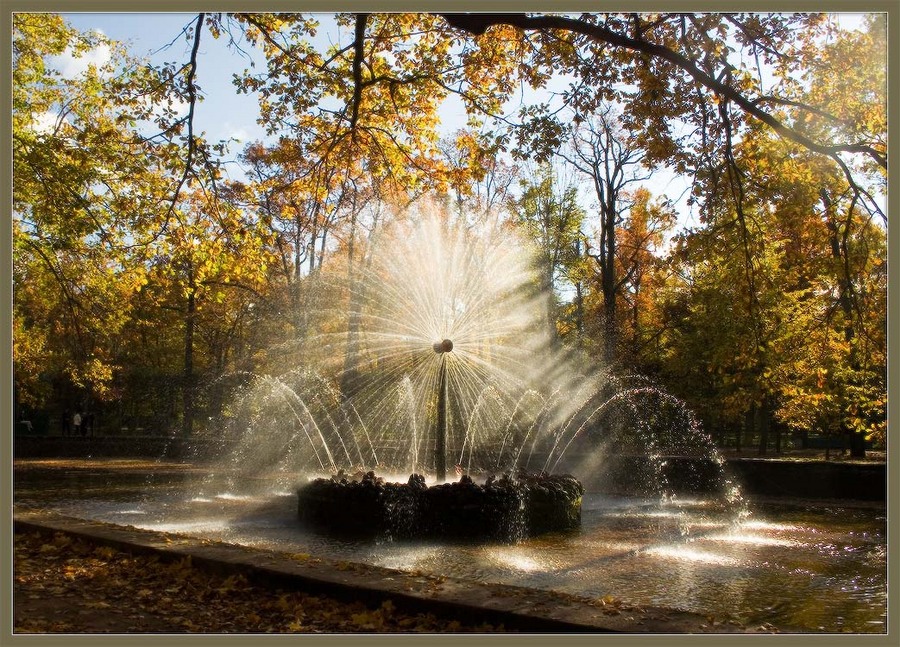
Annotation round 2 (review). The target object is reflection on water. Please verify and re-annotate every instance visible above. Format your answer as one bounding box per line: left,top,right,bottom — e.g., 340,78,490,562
14,465,887,633
642,544,743,566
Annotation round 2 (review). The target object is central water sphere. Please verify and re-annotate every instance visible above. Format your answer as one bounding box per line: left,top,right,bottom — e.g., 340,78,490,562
433,339,454,353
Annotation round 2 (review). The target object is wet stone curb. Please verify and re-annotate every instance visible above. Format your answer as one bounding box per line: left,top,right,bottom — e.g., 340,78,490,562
11,509,764,634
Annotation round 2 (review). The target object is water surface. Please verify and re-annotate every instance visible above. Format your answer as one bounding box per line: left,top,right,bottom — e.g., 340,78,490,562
14,461,887,633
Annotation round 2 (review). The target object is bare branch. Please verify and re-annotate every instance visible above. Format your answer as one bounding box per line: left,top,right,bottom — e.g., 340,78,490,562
166,13,204,221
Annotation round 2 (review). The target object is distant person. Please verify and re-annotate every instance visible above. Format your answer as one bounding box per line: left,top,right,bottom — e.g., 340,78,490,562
84,412,95,436
62,408,71,436
73,411,82,437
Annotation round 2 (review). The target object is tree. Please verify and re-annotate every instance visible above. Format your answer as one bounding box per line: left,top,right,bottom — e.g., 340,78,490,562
557,105,649,364
13,14,279,435
615,188,677,368
439,129,518,218
238,139,356,334
509,164,585,342
139,187,274,435
656,110,885,456
14,11,885,457
436,12,885,205
13,14,172,412
233,13,462,196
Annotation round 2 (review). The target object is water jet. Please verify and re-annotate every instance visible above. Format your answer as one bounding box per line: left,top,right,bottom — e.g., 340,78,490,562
207,205,742,540
297,331,584,541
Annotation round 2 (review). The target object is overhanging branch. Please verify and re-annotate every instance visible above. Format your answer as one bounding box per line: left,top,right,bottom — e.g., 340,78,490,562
437,13,887,174
349,13,369,139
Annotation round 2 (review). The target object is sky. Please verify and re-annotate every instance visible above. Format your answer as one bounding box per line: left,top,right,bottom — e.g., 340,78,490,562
55,11,690,223
53,11,873,229
61,13,273,154
57,12,486,188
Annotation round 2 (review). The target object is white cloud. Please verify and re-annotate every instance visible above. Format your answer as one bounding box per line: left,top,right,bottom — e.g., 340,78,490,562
29,110,65,134
225,126,250,143
47,37,112,79
137,93,190,121
170,96,191,119
835,13,868,32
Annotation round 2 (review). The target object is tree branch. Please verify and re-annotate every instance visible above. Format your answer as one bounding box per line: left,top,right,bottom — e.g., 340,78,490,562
349,13,368,139
166,13,204,222
437,12,887,173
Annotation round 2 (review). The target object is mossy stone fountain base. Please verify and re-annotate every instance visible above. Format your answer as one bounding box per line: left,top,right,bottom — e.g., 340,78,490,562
297,471,583,542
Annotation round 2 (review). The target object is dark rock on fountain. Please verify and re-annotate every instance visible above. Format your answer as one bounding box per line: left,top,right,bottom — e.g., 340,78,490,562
297,470,583,542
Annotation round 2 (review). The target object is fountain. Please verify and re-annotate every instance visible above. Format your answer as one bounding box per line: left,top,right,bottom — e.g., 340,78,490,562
295,321,584,541
194,201,740,542
432,337,451,482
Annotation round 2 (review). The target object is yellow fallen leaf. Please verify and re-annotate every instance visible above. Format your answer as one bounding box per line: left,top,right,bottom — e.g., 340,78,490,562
86,601,112,609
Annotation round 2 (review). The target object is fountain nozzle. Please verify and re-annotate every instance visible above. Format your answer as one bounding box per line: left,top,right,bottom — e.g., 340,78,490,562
432,339,454,354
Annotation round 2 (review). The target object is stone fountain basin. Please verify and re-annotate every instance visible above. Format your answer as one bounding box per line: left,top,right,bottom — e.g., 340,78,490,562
297,471,584,542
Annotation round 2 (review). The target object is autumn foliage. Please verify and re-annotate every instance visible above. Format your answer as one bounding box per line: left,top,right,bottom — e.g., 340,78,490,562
12,12,886,456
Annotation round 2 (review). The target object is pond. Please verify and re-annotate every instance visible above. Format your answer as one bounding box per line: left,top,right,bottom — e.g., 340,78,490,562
13,460,887,633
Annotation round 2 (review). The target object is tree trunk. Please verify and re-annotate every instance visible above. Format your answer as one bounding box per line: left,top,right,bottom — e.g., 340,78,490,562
545,271,559,343
573,238,585,339
759,397,772,454
182,287,196,437
756,398,770,456
849,430,866,458
821,189,865,459
293,215,305,333
601,203,617,365
744,405,755,454
574,280,585,337
209,349,226,424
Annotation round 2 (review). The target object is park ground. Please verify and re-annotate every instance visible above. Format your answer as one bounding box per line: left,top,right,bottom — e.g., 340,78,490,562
13,451,884,636
13,529,504,634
